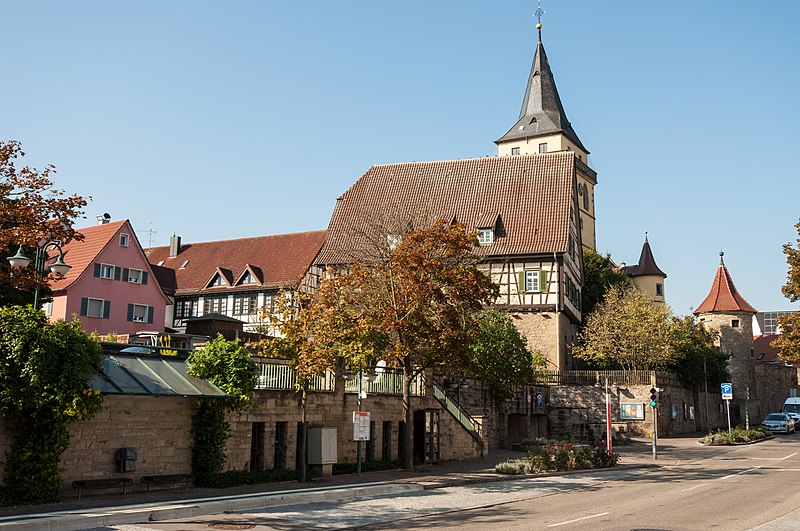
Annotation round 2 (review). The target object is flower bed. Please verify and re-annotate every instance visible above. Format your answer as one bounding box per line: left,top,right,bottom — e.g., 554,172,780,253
496,443,618,475
699,427,770,445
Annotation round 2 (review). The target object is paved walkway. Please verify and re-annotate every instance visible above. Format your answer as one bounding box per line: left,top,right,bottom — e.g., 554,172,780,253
0,434,710,529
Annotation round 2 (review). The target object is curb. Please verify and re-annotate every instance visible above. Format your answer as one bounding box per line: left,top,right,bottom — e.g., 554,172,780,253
0,482,423,531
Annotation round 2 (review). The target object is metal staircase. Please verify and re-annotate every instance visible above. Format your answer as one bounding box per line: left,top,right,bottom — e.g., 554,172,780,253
432,379,484,449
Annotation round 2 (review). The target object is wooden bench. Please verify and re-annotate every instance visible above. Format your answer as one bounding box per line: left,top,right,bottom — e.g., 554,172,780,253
141,473,194,492
72,477,134,499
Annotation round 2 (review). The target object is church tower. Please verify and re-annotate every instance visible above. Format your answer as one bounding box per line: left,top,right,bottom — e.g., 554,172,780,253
495,9,597,249
694,252,758,427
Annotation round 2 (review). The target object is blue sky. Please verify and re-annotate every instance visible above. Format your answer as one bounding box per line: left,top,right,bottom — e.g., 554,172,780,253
4,1,799,317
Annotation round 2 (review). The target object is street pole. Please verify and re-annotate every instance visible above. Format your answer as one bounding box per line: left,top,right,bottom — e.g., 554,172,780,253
651,405,658,460
357,367,362,474
726,399,731,433
703,357,709,432
605,376,612,455
745,387,750,431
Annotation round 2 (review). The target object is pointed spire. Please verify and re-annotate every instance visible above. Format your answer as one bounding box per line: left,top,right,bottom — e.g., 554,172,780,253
624,234,666,278
495,8,588,153
694,255,756,315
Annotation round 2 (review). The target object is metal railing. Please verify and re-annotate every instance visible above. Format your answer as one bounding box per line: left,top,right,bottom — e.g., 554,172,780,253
254,361,422,395
531,370,653,386
432,379,482,444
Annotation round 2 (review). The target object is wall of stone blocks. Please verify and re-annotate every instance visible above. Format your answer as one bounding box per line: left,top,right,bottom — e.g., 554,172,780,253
755,363,798,419
61,395,194,487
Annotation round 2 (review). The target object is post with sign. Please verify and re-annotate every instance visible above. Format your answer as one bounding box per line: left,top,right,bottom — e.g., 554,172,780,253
721,383,733,432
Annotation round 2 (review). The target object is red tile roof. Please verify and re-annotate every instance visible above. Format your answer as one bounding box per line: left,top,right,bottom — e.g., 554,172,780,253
49,220,129,292
317,153,577,265
694,255,756,314
146,231,327,295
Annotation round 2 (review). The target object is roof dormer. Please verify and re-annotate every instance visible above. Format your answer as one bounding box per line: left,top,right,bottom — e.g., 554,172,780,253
204,267,233,289
235,264,264,286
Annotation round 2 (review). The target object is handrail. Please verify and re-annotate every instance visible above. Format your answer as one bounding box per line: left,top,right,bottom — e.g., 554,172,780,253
432,379,483,446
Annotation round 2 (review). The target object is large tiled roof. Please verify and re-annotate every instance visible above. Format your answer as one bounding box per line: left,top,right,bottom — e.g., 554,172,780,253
694,254,756,314
49,220,129,292
146,231,327,295
316,152,577,265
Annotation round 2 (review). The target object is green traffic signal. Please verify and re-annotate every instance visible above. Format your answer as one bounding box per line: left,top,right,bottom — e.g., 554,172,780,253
650,400,657,408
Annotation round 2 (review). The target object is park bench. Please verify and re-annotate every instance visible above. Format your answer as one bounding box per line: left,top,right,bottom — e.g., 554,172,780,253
140,473,194,492
71,477,134,499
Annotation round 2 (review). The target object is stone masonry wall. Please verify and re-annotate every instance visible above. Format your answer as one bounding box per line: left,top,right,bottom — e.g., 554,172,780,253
755,363,798,419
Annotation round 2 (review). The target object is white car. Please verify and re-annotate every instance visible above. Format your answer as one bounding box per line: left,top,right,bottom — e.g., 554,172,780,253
762,413,796,434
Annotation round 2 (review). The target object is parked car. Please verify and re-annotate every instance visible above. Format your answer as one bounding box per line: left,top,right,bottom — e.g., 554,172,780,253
761,412,796,434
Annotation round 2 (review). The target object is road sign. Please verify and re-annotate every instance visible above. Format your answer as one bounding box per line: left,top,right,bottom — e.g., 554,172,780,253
721,383,733,400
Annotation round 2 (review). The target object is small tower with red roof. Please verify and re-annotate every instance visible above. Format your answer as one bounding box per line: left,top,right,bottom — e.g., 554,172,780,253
694,252,758,426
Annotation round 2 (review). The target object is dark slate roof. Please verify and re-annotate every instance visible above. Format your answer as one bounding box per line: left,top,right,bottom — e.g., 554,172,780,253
622,237,667,278
316,152,577,265
495,39,588,153
185,313,244,324
694,253,756,314
147,231,327,296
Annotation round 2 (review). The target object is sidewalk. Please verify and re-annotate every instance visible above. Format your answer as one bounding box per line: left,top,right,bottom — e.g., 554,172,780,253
0,435,706,529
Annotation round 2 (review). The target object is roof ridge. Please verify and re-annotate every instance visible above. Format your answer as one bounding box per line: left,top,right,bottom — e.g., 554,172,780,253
148,229,327,251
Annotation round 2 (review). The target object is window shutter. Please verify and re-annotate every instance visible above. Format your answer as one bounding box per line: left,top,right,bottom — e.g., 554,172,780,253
80,297,88,316
142,271,148,285
147,306,154,324
122,268,129,282
127,304,134,322
93,263,101,278
539,271,548,292
103,300,111,319
518,271,526,293
114,266,121,281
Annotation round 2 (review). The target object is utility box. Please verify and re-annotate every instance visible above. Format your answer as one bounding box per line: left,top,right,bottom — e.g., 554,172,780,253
116,447,137,472
307,427,337,477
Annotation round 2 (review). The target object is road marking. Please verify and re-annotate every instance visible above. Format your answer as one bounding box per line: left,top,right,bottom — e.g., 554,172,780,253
548,512,609,527
782,452,798,460
721,466,761,480
681,483,710,492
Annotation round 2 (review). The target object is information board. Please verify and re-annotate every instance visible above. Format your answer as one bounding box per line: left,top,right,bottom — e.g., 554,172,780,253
353,411,370,441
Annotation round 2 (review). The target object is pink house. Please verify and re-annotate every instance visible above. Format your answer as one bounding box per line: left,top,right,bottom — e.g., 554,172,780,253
47,219,169,335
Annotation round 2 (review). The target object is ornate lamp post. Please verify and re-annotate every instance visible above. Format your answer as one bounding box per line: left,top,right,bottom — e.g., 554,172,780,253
7,241,71,309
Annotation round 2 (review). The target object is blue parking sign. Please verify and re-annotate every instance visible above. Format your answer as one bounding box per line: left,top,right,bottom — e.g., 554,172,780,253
721,383,733,400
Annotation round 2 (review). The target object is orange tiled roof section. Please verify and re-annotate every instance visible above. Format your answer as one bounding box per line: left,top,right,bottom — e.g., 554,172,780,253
694,263,757,314
316,152,577,265
50,220,128,292
146,231,327,295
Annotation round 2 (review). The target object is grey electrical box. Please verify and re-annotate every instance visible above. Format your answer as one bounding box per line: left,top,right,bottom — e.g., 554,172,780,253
307,427,337,465
116,447,137,472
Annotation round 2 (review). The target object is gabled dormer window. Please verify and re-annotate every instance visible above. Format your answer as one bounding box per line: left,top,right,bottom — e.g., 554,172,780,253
240,271,253,284
210,274,225,287
478,229,494,245
387,234,402,251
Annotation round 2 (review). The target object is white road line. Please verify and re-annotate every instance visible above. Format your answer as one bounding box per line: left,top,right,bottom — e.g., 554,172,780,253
721,466,761,480
681,483,710,492
548,512,609,527
782,452,798,460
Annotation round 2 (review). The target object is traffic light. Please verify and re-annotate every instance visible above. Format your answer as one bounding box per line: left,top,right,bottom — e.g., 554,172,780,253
649,387,658,408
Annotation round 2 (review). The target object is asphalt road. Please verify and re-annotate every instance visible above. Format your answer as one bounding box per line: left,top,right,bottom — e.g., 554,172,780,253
102,434,800,531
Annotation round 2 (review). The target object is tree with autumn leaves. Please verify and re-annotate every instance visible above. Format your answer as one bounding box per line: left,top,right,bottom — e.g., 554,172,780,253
773,219,800,363
0,140,88,305
257,221,497,471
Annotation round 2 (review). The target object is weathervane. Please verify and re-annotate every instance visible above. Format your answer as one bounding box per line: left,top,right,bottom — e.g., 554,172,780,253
534,1,544,41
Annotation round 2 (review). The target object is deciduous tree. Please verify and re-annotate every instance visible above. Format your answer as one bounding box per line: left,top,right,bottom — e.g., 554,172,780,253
312,221,497,469
581,248,631,319
0,140,89,305
467,309,544,401
773,219,800,363
666,315,728,387
574,285,677,370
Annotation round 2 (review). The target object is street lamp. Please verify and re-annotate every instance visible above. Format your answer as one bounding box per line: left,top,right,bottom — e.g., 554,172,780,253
6,241,71,309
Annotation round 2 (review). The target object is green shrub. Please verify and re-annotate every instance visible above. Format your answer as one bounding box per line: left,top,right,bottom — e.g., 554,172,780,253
496,459,533,475
699,426,769,446
499,442,618,475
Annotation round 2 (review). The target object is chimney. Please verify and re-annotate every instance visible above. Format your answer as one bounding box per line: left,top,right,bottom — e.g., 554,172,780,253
96,213,111,225
169,234,182,258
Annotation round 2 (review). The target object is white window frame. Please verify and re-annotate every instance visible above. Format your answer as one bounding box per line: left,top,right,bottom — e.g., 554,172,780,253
478,229,494,245
99,263,115,279
119,233,129,247
131,303,148,323
538,143,548,153
525,270,541,293
87,298,106,318
511,147,520,156
127,268,143,284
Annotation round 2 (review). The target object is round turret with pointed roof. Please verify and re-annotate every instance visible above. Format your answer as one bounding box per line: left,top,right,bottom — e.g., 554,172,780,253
693,252,756,315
